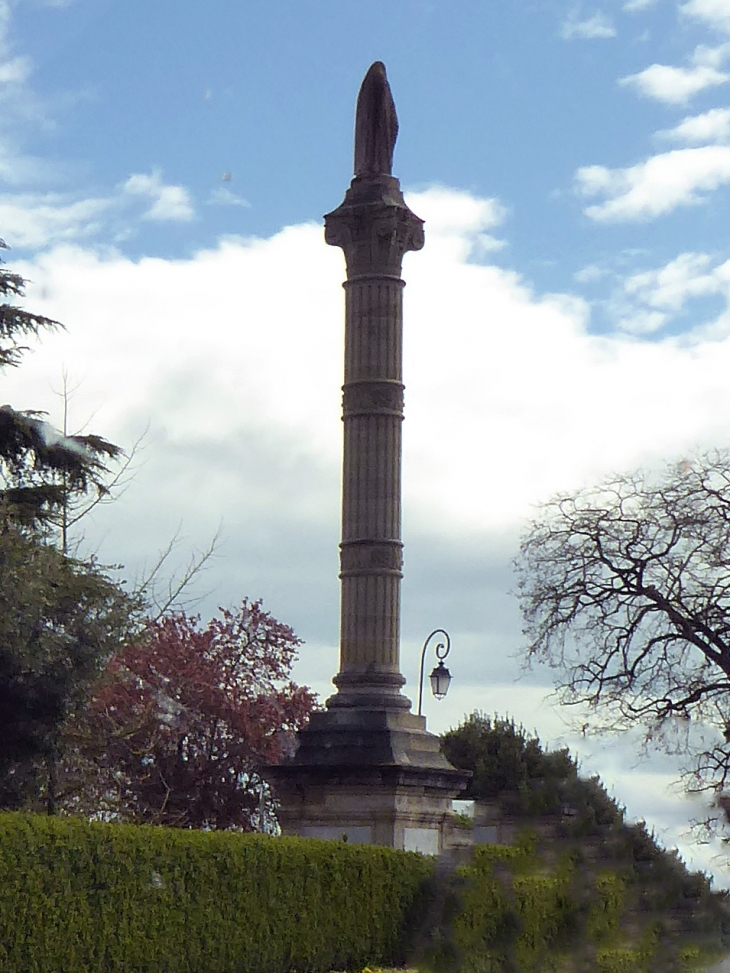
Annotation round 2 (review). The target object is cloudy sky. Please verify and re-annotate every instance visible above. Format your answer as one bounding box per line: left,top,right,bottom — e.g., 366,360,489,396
6,0,730,881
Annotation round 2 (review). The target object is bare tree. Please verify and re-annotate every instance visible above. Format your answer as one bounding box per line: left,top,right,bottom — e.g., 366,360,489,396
45,370,217,615
515,450,730,823
46,369,145,555
134,528,220,623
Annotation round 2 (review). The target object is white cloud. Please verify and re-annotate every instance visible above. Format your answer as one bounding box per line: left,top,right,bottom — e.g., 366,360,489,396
623,0,657,10
695,41,730,68
659,106,730,143
405,186,507,258
0,173,208,251
0,175,200,251
681,0,730,33
123,170,194,222
0,142,64,187
575,145,730,220
0,54,30,86
613,308,668,334
624,252,721,311
561,10,616,39
574,263,609,283
0,3,76,185
206,186,250,208
620,63,728,104
13,186,730,545
0,1,13,45
620,48,730,104
607,251,730,335
0,192,112,247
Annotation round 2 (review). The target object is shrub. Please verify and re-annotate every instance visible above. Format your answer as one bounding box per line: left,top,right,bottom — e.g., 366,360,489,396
0,812,433,973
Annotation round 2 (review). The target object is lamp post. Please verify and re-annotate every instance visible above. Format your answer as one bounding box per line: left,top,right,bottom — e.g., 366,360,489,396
417,629,452,717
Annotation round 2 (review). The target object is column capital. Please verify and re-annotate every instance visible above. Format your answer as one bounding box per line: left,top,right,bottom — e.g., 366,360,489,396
325,175,424,279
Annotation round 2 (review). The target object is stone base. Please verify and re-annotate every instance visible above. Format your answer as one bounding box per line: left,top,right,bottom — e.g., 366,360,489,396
267,706,471,854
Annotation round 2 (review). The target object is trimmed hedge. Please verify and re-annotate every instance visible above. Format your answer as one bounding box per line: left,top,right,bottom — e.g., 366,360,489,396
449,835,583,972
4,812,726,973
0,812,433,973
419,832,723,973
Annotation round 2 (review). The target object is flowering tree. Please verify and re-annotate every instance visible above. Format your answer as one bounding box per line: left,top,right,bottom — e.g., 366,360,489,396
63,599,316,829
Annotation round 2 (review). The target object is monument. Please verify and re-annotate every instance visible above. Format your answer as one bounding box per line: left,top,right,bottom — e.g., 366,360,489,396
268,62,469,855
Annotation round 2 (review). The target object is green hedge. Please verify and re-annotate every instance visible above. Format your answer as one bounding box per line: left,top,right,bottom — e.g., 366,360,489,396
0,812,433,973
419,832,721,973
447,836,583,973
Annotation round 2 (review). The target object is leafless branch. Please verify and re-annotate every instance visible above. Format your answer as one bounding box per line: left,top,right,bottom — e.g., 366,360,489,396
516,449,730,828
134,526,222,624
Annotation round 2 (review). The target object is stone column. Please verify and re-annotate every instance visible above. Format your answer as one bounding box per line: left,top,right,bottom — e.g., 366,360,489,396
264,63,471,851
324,173,423,710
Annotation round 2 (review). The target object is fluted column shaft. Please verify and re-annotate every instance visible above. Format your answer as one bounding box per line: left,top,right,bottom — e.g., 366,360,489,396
340,277,404,672
325,174,423,709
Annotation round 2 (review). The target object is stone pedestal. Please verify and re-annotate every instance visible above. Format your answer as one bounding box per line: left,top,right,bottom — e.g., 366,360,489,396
271,708,468,854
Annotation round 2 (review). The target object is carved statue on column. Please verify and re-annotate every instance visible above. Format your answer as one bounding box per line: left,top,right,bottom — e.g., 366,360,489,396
354,61,398,177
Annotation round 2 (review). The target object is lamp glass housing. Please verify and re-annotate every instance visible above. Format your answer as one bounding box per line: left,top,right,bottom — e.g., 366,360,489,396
429,661,451,700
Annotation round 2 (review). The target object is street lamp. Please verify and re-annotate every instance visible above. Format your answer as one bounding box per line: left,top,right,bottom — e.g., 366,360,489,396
417,629,452,716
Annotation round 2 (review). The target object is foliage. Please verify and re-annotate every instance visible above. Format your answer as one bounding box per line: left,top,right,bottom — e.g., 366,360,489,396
0,241,139,815
585,871,625,941
0,522,142,813
1,807,727,973
421,836,726,973
62,599,317,829
437,712,730,972
0,811,433,973
442,714,554,800
421,841,593,973
441,712,621,824
0,246,120,526
515,450,730,808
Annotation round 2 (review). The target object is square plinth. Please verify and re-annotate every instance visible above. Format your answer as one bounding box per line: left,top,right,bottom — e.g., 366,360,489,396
267,707,471,854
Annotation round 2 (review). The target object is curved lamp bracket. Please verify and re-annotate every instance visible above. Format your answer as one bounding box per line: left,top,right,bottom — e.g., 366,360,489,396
417,628,452,716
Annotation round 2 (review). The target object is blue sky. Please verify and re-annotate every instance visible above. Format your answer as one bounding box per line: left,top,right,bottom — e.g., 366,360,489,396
8,0,730,881
10,0,730,332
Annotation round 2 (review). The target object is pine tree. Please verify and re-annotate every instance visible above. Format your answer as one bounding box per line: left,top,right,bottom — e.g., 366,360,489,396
0,242,120,526
0,241,140,812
